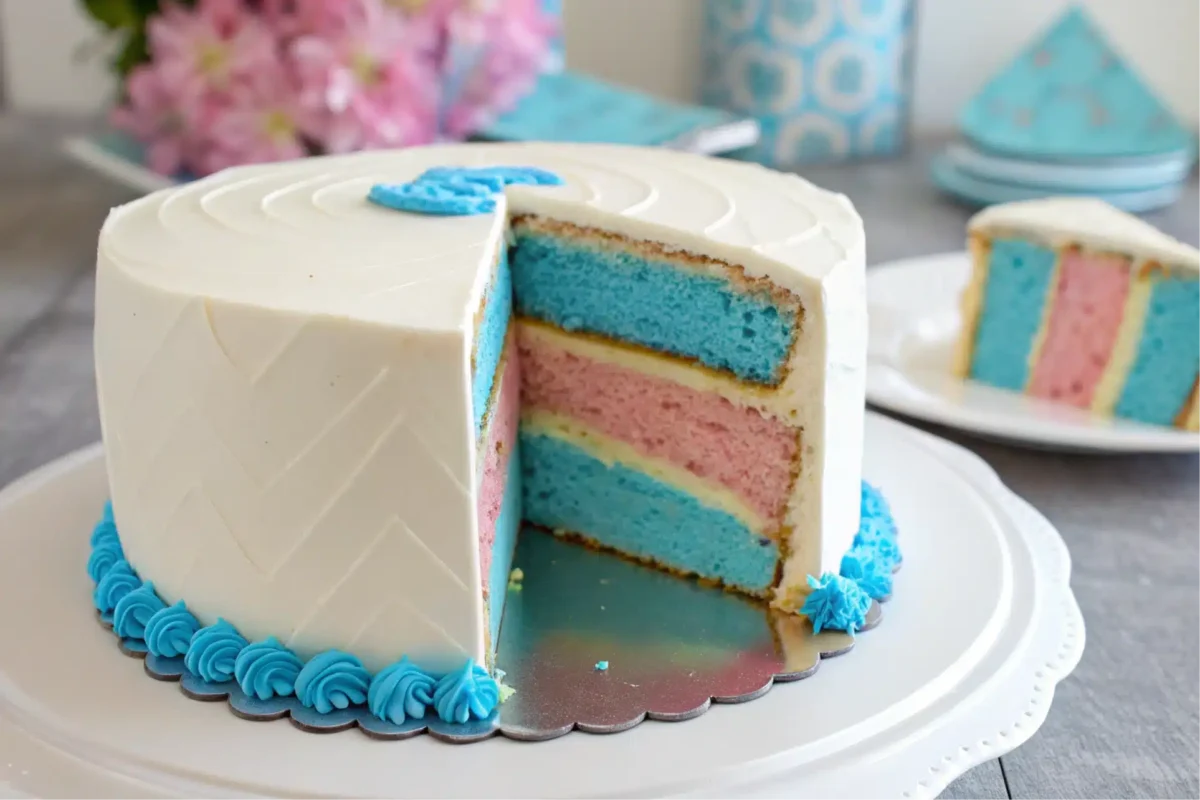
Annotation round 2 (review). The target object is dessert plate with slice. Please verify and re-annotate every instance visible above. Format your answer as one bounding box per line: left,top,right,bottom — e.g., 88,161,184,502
0,413,1082,798
867,197,1200,454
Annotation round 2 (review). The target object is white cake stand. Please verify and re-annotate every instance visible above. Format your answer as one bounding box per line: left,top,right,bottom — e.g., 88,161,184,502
0,414,1083,798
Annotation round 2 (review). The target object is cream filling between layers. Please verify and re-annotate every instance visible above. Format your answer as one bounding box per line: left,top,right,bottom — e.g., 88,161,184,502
1091,264,1153,416
521,410,770,536
1182,386,1200,431
953,235,991,378
1023,248,1065,391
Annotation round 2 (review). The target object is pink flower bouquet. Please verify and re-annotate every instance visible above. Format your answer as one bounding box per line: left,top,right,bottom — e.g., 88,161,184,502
84,0,559,177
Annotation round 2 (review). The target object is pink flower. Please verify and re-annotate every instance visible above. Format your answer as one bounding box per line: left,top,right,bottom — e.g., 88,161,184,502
201,68,316,173
291,0,438,152
443,0,557,137
111,66,204,175
147,0,278,98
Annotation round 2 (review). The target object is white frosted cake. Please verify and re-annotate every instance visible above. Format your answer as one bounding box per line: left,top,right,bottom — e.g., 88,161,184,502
89,144,887,728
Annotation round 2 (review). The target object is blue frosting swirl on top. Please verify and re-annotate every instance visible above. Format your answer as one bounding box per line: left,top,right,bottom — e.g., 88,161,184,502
295,650,371,714
802,573,872,635
368,656,436,725
113,581,166,640
184,619,248,683
87,538,124,583
417,166,563,192
101,499,114,524
432,660,499,724
369,165,563,216
93,559,140,613
144,600,200,658
234,637,304,701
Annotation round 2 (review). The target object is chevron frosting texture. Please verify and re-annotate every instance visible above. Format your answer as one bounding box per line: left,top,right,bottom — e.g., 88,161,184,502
94,143,867,672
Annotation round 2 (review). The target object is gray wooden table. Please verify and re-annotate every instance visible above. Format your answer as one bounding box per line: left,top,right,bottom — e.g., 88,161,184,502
0,114,1196,799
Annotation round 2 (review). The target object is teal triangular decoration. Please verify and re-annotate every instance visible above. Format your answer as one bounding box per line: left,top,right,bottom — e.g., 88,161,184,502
960,6,1195,160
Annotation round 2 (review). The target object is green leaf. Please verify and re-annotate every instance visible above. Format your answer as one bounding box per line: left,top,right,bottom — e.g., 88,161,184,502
113,27,150,78
80,0,139,29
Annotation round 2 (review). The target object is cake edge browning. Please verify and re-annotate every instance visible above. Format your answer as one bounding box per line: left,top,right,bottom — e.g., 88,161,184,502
952,233,991,379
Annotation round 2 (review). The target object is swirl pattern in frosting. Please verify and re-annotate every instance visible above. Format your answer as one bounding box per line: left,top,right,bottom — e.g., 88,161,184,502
295,650,371,714
367,656,436,725
93,559,140,613
233,637,304,701
432,660,500,724
143,600,200,658
112,581,166,639
184,619,249,683
87,537,124,583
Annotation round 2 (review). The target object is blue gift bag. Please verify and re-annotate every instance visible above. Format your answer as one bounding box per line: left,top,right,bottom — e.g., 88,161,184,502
702,0,914,166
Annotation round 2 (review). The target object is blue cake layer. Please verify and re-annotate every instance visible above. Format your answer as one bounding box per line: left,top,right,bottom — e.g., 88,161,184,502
509,231,796,384
970,238,1058,390
487,442,522,653
519,431,779,594
1116,276,1200,425
472,251,513,438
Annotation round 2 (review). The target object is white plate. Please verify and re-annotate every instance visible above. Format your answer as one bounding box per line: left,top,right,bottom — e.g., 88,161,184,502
867,252,1200,453
0,414,1083,798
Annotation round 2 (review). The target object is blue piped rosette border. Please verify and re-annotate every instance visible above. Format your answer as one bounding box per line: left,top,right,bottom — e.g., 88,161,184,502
88,502,501,743
87,483,900,744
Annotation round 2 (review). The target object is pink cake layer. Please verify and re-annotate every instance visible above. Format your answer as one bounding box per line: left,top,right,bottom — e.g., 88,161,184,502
477,346,520,584
518,325,798,524
1029,250,1131,407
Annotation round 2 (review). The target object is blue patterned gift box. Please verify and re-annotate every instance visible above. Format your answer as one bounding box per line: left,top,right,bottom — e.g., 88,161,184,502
702,0,914,166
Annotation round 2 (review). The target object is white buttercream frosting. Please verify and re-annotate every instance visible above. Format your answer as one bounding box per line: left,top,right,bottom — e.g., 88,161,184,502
970,197,1200,270
95,144,866,670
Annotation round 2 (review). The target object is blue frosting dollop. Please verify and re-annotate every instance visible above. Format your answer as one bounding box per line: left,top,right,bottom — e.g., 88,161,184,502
184,619,248,683
112,580,166,640
93,559,140,613
144,600,200,658
87,537,124,583
234,637,304,701
295,650,371,714
861,481,890,518
432,660,500,724
369,165,562,216
802,572,872,635
368,656,436,725
839,547,893,601
90,517,119,548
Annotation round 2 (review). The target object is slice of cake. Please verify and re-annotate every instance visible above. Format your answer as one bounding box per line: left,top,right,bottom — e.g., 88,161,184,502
91,144,870,725
955,198,1199,429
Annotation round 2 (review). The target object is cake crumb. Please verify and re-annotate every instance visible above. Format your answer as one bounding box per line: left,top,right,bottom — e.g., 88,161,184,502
507,567,524,592
594,660,609,672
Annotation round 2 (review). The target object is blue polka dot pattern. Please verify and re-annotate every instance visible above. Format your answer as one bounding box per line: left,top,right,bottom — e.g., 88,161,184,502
702,0,912,166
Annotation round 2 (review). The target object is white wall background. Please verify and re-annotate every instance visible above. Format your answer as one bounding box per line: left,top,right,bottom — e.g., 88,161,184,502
3,0,1197,132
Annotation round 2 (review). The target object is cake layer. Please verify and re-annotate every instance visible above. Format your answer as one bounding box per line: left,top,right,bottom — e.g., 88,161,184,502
520,418,779,595
518,320,799,526
510,218,801,385
1115,274,1200,425
969,238,1058,390
472,249,512,438
487,442,521,654
1028,250,1131,408
476,341,520,654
